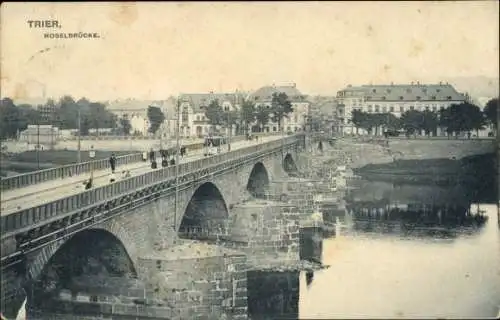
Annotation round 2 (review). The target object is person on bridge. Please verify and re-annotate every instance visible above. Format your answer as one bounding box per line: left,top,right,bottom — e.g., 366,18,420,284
110,173,116,183
109,154,117,173
180,146,187,158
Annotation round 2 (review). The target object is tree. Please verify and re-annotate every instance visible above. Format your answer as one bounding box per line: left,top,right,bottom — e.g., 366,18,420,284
119,115,131,136
270,92,293,133
147,105,165,134
240,100,256,134
77,98,92,135
351,109,365,135
89,102,111,135
483,98,498,130
223,109,240,136
383,113,402,131
421,110,438,136
255,105,270,132
205,99,224,133
439,107,453,137
0,98,22,139
400,110,424,137
59,96,79,129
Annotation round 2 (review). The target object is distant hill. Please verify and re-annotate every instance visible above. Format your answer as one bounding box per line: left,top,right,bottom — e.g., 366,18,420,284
445,76,499,99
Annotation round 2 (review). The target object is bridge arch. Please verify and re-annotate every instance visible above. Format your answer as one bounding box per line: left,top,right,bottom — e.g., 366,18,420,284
178,182,229,239
246,162,270,199
283,153,298,176
29,229,137,310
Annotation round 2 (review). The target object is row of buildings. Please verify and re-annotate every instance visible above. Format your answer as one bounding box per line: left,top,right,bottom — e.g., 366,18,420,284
17,81,482,142
105,83,310,138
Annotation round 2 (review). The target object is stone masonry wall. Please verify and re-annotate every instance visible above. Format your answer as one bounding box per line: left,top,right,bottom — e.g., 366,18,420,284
137,244,248,320
227,201,300,266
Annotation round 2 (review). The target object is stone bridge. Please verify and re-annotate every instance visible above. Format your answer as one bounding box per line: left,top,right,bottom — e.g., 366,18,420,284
0,134,306,319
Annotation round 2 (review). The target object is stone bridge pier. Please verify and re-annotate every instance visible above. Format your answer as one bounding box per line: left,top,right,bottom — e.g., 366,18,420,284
2,144,306,320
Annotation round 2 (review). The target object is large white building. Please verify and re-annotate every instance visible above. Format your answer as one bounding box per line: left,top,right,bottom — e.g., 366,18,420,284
247,83,310,133
336,82,467,135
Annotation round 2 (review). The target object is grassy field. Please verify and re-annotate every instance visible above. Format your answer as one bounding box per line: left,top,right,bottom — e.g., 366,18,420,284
7,150,136,165
1,150,137,176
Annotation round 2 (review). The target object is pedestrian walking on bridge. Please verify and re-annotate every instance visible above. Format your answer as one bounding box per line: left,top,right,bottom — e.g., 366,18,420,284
109,154,117,173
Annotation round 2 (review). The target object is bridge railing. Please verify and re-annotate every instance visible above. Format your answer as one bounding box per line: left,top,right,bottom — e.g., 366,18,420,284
0,133,280,192
0,153,144,192
1,134,305,236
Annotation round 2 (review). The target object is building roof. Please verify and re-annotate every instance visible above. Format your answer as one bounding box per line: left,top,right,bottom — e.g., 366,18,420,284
180,92,246,113
106,97,179,119
338,83,466,102
248,84,307,103
13,97,48,107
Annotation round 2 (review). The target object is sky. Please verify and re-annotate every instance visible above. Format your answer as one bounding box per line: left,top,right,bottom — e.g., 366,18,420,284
1,1,499,101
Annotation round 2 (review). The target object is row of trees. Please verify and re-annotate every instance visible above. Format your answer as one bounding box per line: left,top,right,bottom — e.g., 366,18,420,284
0,96,123,139
351,98,498,137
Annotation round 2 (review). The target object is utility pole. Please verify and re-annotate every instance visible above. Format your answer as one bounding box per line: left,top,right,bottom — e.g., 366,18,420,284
36,118,40,170
227,111,232,151
77,108,81,163
174,96,181,229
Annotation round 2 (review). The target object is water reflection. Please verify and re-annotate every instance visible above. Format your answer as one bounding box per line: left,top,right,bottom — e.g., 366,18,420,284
247,270,299,320
248,178,499,319
298,178,500,319
346,203,488,239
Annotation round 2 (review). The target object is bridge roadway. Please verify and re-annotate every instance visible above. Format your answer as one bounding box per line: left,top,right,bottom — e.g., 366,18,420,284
0,135,283,216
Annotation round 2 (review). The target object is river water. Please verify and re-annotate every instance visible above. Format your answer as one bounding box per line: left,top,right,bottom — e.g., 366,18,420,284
249,179,500,320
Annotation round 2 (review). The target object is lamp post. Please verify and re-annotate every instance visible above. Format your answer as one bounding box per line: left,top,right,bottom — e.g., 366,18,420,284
36,118,40,170
227,111,232,152
89,145,95,180
77,108,81,163
174,96,181,229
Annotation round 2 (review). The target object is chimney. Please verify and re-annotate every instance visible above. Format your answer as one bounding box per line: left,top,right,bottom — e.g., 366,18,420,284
417,81,420,86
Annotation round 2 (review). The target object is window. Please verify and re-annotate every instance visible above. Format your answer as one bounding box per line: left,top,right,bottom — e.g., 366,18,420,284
416,96,421,100
436,89,441,93
406,89,411,93
410,106,414,110
389,106,394,112
425,105,430,111
375,105,380,112
382,106,387,112
431,96,436,100
367,96,372,100
372,89,377,93
387,89,392,93
432,106,437,112
381,96,386,100
399,106,405,112
447,96,452,100
273,126,277,132
399,96,404,100
367,105,373,112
